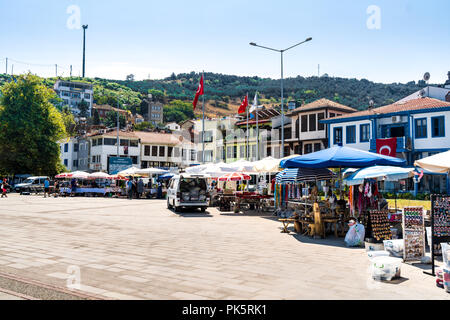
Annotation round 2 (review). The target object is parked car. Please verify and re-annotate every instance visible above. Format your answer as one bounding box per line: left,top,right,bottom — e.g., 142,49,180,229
167,174,209,212
14,176,50,194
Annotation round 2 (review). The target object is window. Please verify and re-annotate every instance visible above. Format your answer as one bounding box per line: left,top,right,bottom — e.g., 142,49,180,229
174,147,180,158
84,93,90,99
267,147,272,157
415,118,427,139
64,159,68,167
144,146,150,156
329,113,335,118
309,114,317,131
333,127,342,145
432,116,445,137
190,150,196,161
314,143,321,152
120,139,129,147
360,124,370,142
64,143,69,152
74,143,79,152
62,91,70,97
252,145,256,158
301,115,308,132
304,144,312,154
92,139,97,147
317,113,325,130
104,138,116,146
92,156,96,163
97,138,103,146
159,146,165,157
130,140,138,147
284,146,290,157
227,146,233,159
203,131,213,143
168,147,173,157
233,146,238,159
73,160,78,167
346,126,356,144
240,146,245,158
152,146,158,157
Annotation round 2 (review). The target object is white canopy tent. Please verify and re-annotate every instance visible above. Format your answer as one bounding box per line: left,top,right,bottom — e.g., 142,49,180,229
136,168,169,175
414,150,450,173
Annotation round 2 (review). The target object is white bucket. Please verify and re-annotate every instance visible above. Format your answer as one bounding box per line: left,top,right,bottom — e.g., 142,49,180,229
370,256,402,281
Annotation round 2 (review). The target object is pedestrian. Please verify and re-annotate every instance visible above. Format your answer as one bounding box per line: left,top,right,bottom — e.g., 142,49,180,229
54,180,60,198
137,178,144,199
70,178,77,197
157,181,163,199
1,179,8,198
127,178,133,200
44,178,50,198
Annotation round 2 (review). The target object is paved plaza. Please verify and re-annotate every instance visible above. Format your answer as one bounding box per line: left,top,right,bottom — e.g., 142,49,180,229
0,194,447,300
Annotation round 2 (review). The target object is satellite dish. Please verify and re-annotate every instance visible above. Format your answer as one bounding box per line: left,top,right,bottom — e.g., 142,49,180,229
419,89,426,97
423,72,430,82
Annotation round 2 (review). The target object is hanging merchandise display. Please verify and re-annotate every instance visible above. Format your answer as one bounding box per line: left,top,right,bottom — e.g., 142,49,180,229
402,206,425,262
368,210,392,242
425,195,450,276
348,180,379,220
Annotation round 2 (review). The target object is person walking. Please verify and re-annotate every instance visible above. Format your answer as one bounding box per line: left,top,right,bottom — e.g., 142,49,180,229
127,178,133,200
137,178,144,199
1,179,9,198
44,178,50,198
54,180,60,198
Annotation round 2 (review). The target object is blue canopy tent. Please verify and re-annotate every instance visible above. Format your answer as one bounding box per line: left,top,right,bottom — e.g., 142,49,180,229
276,168,335,184
157,173,174,182
280,146,406,169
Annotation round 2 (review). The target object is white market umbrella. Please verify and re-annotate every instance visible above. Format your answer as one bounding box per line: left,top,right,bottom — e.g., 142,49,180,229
117,167,142,177
185,163,226,177
70,171,90,179
88,172,111,179
218,160,256,173
253,155,299,173
343,166,416,186
414,150,450,173
136,167,169,175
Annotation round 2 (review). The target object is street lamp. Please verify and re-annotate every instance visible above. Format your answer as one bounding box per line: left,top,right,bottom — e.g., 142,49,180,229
250,37,312,158
82,25,88,78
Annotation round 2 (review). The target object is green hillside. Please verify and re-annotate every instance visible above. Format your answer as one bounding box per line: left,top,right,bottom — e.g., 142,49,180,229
1,72,425,121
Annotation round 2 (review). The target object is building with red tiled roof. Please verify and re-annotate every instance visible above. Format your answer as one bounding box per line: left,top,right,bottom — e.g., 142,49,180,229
322,97,450,193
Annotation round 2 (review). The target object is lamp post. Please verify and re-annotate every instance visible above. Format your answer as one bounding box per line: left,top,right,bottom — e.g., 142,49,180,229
82,25,88,78
250,37,312,158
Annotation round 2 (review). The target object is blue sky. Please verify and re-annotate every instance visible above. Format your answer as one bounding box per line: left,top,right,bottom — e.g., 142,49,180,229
1,0,449,84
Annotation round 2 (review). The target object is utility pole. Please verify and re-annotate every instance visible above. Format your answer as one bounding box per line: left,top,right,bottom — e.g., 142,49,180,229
55,64,58,77
70,65,72,77
82,25,88,78
5,57,8,74
11,64,13,75
202,71,205,164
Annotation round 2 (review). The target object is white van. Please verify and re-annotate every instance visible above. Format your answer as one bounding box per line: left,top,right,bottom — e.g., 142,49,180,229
167,174,209,212
14,176,50,194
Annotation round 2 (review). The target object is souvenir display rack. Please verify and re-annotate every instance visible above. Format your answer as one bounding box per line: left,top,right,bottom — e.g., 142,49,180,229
367,210,392,243
425,195,450,276
402,206,425,262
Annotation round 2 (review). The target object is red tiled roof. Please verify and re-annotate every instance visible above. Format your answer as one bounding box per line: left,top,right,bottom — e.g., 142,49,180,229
331,97,450,120
288,98,357,115
235,119,271,126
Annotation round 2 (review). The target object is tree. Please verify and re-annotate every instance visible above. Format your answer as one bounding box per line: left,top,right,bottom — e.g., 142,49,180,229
61,106,76,136
0,73,66,176
134,121,155,131
104,111,126,129
126,74,135,81
78,99,90,118
163,100,194,123
92,109,101,125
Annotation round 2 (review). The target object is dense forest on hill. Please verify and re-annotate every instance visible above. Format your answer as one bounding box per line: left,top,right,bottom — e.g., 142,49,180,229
0,72,425,123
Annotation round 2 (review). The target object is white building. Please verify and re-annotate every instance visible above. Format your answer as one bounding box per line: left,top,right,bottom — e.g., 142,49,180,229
86,129,140,172
323,97,450,194
54,80,94,116
165,122,181,132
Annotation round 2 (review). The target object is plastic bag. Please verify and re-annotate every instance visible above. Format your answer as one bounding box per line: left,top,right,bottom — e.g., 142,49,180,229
383,239,404,258
441,243,450,268
345,223,365,247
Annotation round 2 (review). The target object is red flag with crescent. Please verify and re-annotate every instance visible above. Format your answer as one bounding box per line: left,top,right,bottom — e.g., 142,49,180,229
376,138,397,157
238,95,248,114
192,75,204,110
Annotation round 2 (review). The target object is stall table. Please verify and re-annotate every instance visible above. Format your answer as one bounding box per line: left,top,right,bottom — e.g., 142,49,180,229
234,193,273,213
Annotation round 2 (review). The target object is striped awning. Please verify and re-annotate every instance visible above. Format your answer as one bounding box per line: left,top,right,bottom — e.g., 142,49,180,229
275,168,335,184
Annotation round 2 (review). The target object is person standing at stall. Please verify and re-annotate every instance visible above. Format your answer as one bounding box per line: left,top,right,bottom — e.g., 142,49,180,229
137,178,144,199
44,178,50,198
127,178,133,200
54,180,60,198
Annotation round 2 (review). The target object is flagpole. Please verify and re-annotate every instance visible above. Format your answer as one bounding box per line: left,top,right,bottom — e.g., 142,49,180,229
246,93,249,161
256,92,259,161
202,71,205,164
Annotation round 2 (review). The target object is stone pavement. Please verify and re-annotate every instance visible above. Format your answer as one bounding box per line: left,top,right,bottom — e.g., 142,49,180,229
0,194,447,300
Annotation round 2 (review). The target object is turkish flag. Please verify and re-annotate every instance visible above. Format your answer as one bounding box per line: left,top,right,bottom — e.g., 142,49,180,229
238,95,248,114
376,138,396,157
192,75,204,110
